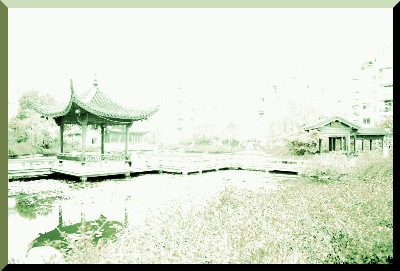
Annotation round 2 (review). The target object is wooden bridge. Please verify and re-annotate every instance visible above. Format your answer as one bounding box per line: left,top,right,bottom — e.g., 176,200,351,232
8,152,308,181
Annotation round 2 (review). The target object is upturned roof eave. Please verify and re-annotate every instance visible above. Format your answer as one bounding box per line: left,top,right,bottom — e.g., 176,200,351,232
71,85,160,121
29,93,74,118
30,79,160,121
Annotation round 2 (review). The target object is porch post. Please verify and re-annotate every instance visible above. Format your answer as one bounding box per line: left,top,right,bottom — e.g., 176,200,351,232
101,125,105,155
370,140,373,150
362,139,364,151
353,136,356,153
343,137,346,151
346,134,351,155
60,124,64,153
318,138,322,153
333,137,336,151
381,138,384,149
340,137,342,150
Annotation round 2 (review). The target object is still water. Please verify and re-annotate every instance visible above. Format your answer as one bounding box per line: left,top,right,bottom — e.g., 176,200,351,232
8,170,305,263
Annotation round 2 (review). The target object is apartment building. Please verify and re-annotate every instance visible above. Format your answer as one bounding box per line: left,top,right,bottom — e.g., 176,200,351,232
350,46,393,127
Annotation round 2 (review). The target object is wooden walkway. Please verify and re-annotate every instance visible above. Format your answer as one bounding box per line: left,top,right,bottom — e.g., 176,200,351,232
8,153,308,181
8,157,56,179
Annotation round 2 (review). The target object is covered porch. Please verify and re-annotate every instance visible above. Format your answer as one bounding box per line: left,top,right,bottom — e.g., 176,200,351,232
304,116,389,156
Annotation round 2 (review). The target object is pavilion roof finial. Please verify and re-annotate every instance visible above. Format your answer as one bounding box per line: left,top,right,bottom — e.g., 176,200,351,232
70,79,74,92
93,73,98,87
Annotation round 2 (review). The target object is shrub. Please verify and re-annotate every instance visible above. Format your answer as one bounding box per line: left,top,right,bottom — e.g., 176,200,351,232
286,130,320,156
8,142,38,158
61,176,392,264
301,152,352,181
350,150,393,182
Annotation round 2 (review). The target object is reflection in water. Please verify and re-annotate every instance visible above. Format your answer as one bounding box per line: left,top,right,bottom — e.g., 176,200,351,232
29,203,128,252
15,193,59,220
8,171,304,263
8,193,131,263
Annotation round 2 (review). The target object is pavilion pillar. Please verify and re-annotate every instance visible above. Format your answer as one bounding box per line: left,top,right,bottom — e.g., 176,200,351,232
101,125,105,155
362,139,364,151
81,120,87,165
339,137,342,150
333,138,336,151
60,124,64,153
353,136,356,154
370,140,373,151
125,123,132,165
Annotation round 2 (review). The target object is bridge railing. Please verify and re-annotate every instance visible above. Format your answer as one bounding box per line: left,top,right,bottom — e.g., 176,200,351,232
8,157,56,170
57,153,128,162
129,152,308,174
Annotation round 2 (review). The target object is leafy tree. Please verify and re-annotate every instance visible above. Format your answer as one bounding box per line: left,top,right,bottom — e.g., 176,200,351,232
286,129,320,155
8,89,59,156
16,89,56,120
377,116,393,132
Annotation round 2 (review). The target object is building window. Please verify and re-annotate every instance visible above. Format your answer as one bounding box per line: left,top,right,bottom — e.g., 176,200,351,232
362,103,370,110
383,100,393,112
258,111,264,117
363,118,370,125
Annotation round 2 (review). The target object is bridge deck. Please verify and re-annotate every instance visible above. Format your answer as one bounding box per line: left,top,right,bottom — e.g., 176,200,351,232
8,153,308,181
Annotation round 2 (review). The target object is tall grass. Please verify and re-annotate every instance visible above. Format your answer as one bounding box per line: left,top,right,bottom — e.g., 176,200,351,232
57,151,392,264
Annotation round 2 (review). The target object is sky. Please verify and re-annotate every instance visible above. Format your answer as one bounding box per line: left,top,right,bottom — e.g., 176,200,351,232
8,8,393,119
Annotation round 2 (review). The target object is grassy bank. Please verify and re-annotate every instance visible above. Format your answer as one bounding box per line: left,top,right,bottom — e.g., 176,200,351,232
54,151,393,264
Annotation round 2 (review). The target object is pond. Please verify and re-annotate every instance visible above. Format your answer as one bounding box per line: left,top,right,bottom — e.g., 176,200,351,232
8,170,308,263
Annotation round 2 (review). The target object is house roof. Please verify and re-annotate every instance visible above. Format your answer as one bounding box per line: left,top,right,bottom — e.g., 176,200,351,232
356,128,389,136
304,116,361,130
30,79,159,121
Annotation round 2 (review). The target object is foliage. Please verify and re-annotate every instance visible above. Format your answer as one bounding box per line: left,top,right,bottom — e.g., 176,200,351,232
16,89,56,120
59,170,392,264
286,129,320,155
349,150,393,182
376,116,393,132
301,152,352,181
8,89,59,157
8,142,39,158
301,149,393,184
267,101,325,145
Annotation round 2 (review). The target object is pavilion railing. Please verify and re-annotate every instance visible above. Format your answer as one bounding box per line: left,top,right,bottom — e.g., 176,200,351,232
57,153,128,162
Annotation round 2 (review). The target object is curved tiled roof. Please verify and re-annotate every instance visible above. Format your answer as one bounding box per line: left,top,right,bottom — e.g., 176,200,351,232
304,116,361,130
30,100,73,118
30,79,159,121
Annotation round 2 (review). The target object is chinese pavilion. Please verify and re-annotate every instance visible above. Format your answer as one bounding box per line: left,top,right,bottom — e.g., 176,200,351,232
30,78,159,181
